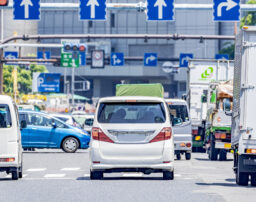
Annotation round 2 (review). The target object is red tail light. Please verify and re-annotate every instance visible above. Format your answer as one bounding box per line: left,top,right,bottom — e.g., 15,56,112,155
92,127,114,143
150,127,172,143
186,143,192,148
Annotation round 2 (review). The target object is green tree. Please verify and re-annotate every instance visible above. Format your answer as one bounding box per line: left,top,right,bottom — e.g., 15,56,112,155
240,0,256,28
219,42,235,60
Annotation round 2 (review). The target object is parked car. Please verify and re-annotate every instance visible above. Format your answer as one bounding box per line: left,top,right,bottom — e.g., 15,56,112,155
90,96,174,180
51,113,81,128
0,95,26,180
19,111,90,153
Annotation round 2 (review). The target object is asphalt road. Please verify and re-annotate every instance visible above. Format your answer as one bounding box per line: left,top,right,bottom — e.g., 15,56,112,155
0,149,255,202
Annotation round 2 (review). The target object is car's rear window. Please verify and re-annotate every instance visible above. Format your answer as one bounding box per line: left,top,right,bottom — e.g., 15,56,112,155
98,102,166,124
168,104,189,122
0,104,12,128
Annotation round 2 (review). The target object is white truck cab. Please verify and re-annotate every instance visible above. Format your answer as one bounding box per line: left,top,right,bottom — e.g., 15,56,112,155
166,99,192,160
0,95,26,180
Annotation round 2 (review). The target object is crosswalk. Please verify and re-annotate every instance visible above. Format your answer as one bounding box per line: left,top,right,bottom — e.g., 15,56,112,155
1,167,195,180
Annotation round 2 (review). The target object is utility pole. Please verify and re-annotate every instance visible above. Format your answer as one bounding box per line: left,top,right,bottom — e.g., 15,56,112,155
71,64,75,108
0,48,3,94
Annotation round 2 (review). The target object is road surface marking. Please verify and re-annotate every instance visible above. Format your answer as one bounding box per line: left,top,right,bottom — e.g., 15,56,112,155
44,174,66,178
174,174,182,177
61,168,80,171
26,168,46,172
84,174,90,177
122,173,143,177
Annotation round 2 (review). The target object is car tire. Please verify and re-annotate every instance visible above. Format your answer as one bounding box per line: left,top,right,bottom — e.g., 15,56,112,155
185,153,191,160
209,135,218,161
219,150,227,161
90,170,103,180
236,171,249,186
251,174,256,187
163,171,174,180
176,153,181,160
12,170,18,180
62,137,79,153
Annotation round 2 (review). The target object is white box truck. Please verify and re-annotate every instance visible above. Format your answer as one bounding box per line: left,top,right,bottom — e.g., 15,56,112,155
0,95,26,180
232,26,256,186
188,59,234,152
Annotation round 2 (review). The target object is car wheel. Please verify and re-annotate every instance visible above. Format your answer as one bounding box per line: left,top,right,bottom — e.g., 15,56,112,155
236,171,249,186
62,137,79,153
185,152,191,160
219,150,227,161
251,174,256,187
12,170,18,180
176,153,181,160
163,171,174,180
90,170,103,180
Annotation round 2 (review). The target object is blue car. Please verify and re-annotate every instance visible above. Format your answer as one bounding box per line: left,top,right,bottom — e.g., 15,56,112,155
19,110,90,153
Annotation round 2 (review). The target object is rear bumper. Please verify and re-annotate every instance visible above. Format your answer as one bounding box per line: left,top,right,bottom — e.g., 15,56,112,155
192,140,204,148
215,142,231,150
238,154,256,173
174,142,192,152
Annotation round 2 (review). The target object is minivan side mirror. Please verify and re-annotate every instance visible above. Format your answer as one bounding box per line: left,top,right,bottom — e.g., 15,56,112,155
172,117,183,126
52,122,57,128
20,120,27,129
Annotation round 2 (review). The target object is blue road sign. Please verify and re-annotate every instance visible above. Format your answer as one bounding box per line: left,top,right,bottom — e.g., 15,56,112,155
13,0,40,20
80,0,106,20
144,53,158,67
37,51,51,60
213,0,240,22
179,53,193,67
37,73,61,93
215,54,229,60
111,53,124,66
80,52,86,66
4,51,19,65
147,0,174,21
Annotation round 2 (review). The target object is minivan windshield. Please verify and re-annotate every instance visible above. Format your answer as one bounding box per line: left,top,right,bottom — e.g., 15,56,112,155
168,104,189,123
98,103,166,124
0,104,12,128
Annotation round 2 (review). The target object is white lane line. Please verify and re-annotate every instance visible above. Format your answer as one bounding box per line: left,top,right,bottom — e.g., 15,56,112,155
174,174,182,177
122,173,143,177
23,174,28,178
184,177,193,180
61,168,80,171
44,174,66,178
27,168,46,172
84,174,90,177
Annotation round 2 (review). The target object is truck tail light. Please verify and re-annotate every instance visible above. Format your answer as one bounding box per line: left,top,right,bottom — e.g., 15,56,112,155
150,127,172,143
192,129,198,135
92,127,114,143
186,143,192,147
0,158,15,162
246,149,256,154
215,133,226,139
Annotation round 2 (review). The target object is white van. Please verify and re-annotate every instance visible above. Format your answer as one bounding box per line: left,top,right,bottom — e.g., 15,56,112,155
0,95,26,180
90,96,174,180
166,99,192,160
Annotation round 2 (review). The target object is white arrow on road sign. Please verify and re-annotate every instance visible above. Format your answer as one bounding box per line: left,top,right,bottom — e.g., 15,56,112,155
217,0,238,17
146,55,156,64
154,0,167,19
112,54,121,65
20,0,33,19
181,56,191,65
5,54,17,59
86,0,99,19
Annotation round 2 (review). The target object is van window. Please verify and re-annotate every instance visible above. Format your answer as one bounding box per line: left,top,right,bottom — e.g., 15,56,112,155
98,103,166,124
0,104,12,128
168,104,189,123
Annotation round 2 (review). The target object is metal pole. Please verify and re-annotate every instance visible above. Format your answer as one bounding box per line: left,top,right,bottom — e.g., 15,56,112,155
1,9,3,42
64,67,66,94
71,66,75,108
0,48,3,94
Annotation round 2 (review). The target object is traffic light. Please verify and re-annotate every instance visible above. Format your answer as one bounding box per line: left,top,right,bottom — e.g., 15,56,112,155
63,43,72,52
0,0,8,6
63,43,86,53
79,44,86,52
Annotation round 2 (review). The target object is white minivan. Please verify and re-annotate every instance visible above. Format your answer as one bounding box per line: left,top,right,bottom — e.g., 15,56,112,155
90,96,174,180
0,95,26,180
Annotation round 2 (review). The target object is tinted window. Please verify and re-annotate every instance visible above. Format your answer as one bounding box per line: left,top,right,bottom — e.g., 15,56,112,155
168,104,189,122
55,117,69,122
0,104,12,128
28,114,52,127
98,103,166,124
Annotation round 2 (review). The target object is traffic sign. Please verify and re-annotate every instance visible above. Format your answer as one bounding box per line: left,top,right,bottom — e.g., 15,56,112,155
80,52,86,66
80,0,106,20
213,0,240,22
61,53,79,68
147,0,174,21
4,51,19,65
37,51,51,59
215,54,229,60
13,0,40,20
91,50,105,68
179,53,193,67
37,73,61,93
144,53,157,66
111,53,124,66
